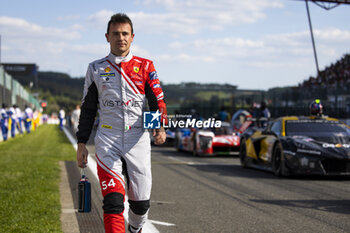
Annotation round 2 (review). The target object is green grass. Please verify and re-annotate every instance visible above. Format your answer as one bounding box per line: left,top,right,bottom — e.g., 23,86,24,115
0,125,76,233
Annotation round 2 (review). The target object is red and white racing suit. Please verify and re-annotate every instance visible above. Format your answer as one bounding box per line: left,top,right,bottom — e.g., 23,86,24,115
77,52,167,233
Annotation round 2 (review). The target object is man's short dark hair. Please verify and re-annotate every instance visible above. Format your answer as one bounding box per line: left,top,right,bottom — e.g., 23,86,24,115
107,13,133,34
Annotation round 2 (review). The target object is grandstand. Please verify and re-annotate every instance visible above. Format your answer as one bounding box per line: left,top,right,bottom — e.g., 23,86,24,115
1,63,38,89
298,54,350,107
0,66,40,109
263,53,350,118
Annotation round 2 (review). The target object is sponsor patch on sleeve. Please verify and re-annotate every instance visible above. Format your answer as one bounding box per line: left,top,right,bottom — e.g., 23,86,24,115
156,92,164,100
149,71,159,80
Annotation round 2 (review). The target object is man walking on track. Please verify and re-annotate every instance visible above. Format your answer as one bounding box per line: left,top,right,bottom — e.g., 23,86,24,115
76,13,168,233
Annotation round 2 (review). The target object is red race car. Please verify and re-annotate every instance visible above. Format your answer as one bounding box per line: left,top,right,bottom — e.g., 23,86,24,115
175,122,240,156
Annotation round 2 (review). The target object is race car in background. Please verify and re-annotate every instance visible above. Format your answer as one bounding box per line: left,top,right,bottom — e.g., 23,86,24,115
239,116,350,176
231,109,253,134
175,122,240,156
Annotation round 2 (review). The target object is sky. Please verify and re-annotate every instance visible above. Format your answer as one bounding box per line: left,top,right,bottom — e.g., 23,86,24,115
0,0,349,90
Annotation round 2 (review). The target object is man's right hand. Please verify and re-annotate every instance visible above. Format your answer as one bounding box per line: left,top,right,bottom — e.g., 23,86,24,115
77,143,89,168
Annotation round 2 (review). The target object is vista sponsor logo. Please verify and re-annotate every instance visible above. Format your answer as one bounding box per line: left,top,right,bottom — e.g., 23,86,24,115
322,143,350,148
103,99,143,107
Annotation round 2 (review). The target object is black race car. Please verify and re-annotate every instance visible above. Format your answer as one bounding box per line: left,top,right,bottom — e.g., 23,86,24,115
239,116,350,176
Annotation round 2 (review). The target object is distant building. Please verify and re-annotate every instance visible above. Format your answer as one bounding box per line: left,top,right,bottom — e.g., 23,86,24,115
0,63,38,88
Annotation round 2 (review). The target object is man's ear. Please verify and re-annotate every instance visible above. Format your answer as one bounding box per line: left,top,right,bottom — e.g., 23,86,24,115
105,33,110,42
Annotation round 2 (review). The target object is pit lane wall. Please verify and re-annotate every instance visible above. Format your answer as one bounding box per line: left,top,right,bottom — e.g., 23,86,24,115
0,66,40,109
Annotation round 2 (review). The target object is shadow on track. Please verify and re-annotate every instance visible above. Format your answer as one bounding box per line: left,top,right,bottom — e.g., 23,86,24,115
191,164,350,181
189,163,281,180
250,199,350,215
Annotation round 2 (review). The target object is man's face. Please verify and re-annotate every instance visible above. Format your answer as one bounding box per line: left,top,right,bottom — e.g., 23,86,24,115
105,23,134,57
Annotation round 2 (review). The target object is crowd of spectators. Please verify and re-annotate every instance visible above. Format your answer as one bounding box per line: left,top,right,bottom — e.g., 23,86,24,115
0,103,81,142
299,54,350,93
0,104,42,141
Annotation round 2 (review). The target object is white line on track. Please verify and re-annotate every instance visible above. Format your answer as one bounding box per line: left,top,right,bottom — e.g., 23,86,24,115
165,155,198,165
63,127,174,232
149,220,176,226
165,154,237,167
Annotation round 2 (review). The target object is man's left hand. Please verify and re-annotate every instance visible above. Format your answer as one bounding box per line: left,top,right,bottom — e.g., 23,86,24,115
153,127,166,145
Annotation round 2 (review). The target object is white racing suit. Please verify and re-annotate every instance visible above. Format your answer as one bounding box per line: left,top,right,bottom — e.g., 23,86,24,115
77,52,167,233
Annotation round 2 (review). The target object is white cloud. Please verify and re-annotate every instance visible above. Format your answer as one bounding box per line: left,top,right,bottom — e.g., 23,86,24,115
2,2,348,86
155,53,215,63
314,28,350,42
144,0,283,17
263,28,350,58
70,43,109,55
87,10,114,30
57,15,81,21
129,11,199,35
192,37,264,49
164,37,265,61
137,0,284,34
0,16,81,40
157,26,350,72
88,1,284,36
264,28,350,46
168,41,183,49
0,16,106,76
130,44,151,57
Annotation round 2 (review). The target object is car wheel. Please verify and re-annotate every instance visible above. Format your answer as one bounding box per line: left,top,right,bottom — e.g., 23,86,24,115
239,139,248,167
272,142,284,176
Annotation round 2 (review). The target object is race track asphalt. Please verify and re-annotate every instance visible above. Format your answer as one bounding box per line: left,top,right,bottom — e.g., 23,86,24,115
68,127,350,233
150,146,350,233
